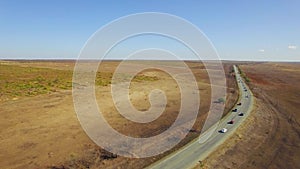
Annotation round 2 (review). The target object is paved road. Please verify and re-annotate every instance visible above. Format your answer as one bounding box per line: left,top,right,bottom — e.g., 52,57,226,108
146,65,254,169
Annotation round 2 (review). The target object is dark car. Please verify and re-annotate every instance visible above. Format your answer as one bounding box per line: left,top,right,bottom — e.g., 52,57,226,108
238,112,244,116
237,103,242,106
228,120,235,124
232,108,238,112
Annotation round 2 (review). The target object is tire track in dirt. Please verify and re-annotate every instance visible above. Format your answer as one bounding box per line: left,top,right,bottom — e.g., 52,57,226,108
249,90,300,169
241,92,280,169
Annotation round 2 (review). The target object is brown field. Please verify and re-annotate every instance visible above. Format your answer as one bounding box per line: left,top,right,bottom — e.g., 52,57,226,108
201,62,300,169
0,60,238,169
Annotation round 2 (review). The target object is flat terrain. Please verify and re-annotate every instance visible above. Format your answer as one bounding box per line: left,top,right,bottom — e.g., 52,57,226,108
148,65,254,169
201,62,300,169
0,60,238,169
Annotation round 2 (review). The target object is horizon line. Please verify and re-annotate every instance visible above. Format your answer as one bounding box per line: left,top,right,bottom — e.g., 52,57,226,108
0,58,300,63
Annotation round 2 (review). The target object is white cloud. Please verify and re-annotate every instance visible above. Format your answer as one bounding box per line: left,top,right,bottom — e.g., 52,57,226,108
288,45,297,50
258,49,265,52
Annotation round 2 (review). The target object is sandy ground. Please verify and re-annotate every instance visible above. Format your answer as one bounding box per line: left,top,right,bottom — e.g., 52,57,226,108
0,60,238,169
0,90,91,168
200,62,300,169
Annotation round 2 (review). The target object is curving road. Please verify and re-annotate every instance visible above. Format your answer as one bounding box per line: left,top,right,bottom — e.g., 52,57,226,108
146,65,254,169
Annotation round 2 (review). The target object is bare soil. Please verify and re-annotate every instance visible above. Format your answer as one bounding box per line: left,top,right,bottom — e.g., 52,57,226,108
0,60,238,169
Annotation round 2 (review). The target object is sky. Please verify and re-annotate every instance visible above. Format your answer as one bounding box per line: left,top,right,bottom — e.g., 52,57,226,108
0,0,299,61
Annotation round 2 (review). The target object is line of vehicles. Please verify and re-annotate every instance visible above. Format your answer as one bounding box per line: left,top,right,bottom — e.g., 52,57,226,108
219,102,245,133
219,73,249,133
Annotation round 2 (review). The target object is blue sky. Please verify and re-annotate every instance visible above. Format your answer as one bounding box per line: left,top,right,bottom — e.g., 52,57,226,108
0,0,299,61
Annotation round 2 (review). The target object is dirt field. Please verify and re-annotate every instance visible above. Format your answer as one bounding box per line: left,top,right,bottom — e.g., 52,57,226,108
0,60,238,169
201,62,300,169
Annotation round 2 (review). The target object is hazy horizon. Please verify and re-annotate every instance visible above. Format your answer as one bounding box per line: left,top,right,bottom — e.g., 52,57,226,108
1,58,299,62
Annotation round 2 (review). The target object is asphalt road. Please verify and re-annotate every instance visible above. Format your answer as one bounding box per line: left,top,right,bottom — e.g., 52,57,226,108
146,65,254,169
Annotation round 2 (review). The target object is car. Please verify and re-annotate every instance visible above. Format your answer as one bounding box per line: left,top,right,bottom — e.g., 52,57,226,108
219,128,228,133
245,95,249,98
237,102,242,106
238,112,244,116
232,108,238,112
228,120,235,124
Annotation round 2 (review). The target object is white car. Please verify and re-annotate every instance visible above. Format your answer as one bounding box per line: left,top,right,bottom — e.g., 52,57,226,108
220,128,228,133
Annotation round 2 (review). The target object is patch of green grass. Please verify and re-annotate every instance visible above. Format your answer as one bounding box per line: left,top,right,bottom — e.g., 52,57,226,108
132,75,159,82
0,64,73,98
95,72,159,86
95,72,112,86
217,97,225,103
0,64,160,100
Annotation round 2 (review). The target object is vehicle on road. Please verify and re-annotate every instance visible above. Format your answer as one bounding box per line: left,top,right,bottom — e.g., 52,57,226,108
237,102,242,106
228,120,235,124
238,112,244,116
219,128,228,133
232,108,238,112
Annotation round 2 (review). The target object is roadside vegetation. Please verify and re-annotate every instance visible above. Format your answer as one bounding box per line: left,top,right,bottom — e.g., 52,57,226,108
222,64,239,115
237,65,251,83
